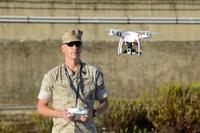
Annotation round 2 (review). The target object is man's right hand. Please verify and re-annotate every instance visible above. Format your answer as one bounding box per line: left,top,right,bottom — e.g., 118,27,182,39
62,110,75,121
37,99,75,121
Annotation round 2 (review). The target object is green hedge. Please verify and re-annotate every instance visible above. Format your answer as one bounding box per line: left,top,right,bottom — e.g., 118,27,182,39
31,112,53,133
147,82,200,133
1,82,199,133
97,82,200,133
96,98,154,133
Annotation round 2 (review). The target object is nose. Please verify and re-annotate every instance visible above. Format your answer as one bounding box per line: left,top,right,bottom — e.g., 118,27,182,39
71,45,78,50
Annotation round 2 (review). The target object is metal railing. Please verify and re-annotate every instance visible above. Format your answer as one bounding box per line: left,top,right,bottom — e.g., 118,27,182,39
0,16,200,24
0,0,200,5
0,105,36,110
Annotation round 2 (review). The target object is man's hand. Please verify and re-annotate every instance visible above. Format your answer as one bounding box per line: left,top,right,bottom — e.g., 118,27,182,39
79,110,94,122
61,111,75,121
79,114,89,121
63,109,75,121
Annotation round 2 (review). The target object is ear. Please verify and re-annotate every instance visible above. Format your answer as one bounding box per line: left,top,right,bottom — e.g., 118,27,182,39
61,44,65,53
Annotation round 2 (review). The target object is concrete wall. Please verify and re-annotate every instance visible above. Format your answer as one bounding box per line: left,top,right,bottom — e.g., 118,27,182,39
1,0,200,17
0,40,200,105
0,0,200,105
0,0,200,41
1,23,200,42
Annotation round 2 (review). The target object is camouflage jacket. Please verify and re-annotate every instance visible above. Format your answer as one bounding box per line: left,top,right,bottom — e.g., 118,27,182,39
38,62,108,133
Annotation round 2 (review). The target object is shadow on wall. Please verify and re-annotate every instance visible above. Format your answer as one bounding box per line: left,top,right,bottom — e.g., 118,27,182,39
0,40,200,104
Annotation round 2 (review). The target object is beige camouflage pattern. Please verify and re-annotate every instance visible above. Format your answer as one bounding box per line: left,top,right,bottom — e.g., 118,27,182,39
38,62,108,133
62,29,83,44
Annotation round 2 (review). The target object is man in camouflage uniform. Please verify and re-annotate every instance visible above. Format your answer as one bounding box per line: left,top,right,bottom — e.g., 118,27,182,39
37,29,109,133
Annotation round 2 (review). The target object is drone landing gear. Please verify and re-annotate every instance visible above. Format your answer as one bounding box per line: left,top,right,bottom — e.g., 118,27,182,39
123,42,142,55
123,49,142,55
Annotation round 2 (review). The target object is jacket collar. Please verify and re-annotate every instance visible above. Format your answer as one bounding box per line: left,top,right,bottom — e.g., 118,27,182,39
62,62,90,79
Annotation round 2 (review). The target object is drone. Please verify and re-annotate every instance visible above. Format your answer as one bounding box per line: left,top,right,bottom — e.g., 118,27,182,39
108,28,157,56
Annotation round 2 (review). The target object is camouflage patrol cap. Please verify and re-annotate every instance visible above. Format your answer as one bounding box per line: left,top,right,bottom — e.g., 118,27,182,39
63,29,83,43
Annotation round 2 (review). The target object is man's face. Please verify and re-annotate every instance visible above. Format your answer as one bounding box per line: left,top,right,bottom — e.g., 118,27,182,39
62,41,82,60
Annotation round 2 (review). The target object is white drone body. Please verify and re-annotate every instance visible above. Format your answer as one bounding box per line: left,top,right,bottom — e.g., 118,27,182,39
68,107,88,115
67,107,89,120
109,28,156,56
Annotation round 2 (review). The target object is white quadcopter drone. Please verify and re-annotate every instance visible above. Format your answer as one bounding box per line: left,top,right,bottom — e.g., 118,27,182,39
67,107,88,115
108,28,158,56
67,107,88,120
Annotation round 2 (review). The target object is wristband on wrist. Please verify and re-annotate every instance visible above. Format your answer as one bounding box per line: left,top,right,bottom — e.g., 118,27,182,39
93,109,97,117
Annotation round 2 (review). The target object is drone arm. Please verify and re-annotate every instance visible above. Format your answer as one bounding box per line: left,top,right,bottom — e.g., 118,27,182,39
118,38,124,54
136,39,141,56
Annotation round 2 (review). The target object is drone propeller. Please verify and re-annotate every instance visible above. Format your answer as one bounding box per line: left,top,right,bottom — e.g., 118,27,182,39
106,28,124,32
137,31,158,34
150,32,159,35
104,28,122,34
